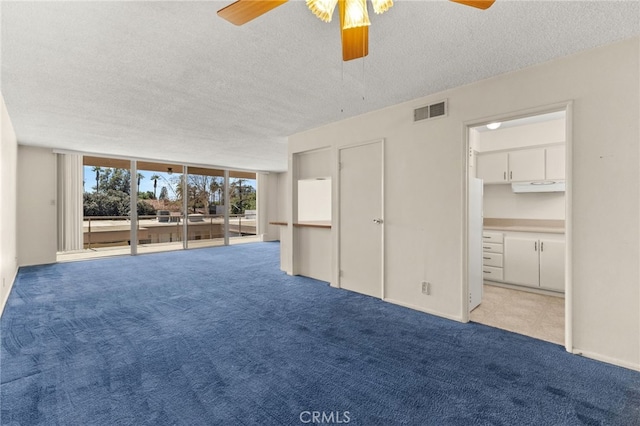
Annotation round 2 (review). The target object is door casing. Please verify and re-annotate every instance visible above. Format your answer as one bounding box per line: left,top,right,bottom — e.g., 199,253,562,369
336,139,385,299
462,102,573,353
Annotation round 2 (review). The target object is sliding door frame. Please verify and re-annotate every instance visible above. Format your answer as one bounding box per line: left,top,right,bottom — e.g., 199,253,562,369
56,151,262,259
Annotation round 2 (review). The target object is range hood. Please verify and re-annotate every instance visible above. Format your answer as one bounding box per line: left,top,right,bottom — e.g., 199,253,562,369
512,181,565,193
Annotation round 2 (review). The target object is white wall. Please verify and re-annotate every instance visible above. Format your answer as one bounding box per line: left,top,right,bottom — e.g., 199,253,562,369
0,94,18,314
17,146,58,266
275,172,291,273
295,227,331,282
289,37,639,370
258,172,287,236
258,172,278,241
295,148,331,180
298,179,331,222
473,118,565,152
483,185,565,220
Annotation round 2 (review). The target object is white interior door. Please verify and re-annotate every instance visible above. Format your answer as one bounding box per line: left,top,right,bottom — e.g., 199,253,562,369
468,177,483,311
339,141,383,298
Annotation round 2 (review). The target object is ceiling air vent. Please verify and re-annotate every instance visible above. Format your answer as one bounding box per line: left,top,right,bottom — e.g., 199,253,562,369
413,99,448,123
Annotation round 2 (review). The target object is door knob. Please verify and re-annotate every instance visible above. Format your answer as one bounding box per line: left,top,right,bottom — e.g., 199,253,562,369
373,218,383,224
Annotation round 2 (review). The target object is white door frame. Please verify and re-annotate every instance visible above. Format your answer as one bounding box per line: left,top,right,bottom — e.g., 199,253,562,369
462,101,574,353
335,139,385,299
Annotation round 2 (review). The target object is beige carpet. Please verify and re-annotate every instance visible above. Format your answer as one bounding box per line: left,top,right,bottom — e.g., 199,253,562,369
470,284,564,345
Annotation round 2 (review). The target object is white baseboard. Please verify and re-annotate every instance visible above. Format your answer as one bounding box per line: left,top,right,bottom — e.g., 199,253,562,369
571,348,640,372
382,297,465,323
0,267,18,317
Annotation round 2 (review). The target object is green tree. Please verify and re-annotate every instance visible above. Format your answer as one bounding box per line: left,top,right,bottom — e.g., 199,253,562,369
138,191,155,200
91,166,103,192
159,186,169,201
185,175,223,214
137,200,157,216
150,174,161,199
85,167,132,216
229,179,256,214
94,168,131,194
83,192,129,216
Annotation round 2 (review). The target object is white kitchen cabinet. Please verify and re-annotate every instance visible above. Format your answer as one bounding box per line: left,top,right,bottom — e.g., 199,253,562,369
508,148,546,182
539,239,565,291
503,232,565,292
482,231,504,282
482,242,503,254
545,146,566,180
476,145,565,184
482,265,504,281
482,252,503,267
504,237,540,287
476,152,508,184
482,231,504,244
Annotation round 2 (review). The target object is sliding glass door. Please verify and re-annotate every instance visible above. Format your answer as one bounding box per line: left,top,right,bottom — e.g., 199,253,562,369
229,171,257,242
136,162,184,254
57,154,260,261
186,167,226,248
81,156,134,258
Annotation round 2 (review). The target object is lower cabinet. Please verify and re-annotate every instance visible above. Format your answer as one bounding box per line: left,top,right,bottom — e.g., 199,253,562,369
503,233,565,292
503,237,539,287
538,239,565,292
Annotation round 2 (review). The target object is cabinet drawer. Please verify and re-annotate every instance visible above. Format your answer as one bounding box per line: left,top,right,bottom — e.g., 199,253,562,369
482,252,503,267
483,266,504,281
482,242,503,254
482,231,504,243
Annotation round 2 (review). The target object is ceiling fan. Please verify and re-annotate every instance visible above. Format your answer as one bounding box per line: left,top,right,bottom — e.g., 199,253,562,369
217,0,495,61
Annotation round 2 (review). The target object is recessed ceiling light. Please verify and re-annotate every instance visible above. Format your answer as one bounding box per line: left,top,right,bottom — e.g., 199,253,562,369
486,122,501,130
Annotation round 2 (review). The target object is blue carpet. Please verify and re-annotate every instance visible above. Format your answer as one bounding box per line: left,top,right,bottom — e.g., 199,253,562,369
1,242,639,425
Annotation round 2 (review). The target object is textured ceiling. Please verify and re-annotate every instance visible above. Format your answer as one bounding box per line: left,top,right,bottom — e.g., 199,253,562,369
2,1,639,172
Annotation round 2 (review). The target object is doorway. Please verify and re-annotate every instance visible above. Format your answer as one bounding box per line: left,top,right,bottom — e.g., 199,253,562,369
466,107,571,347
338,140,384,298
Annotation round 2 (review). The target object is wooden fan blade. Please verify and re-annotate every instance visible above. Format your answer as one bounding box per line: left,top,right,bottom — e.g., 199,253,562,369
449,0,496,10
339,0,369,61
217,0,288,26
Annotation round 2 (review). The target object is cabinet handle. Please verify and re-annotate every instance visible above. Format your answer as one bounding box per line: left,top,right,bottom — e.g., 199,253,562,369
541,242,544,252
483,257,491,260
510,171,513,180
483,246,491,250
503,171,506,180
482,236,491,239
483,270,491,274
534,241,537,251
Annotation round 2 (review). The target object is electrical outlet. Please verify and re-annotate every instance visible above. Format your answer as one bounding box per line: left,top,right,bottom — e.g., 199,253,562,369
421,281,431,295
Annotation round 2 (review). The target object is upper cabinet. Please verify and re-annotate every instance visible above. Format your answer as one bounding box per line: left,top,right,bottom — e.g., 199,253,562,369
476,145,565,184
508,148,545,182
476,152,508,184
545,145,566,180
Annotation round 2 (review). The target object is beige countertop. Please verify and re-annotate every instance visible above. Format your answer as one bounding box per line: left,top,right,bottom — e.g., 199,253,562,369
483,218,565,234
269,221,332,229
483,225,564,234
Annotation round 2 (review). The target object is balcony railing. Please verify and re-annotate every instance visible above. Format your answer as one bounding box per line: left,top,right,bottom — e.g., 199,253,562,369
83,214,256,249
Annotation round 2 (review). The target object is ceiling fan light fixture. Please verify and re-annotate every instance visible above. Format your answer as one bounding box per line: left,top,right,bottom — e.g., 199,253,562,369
371,0,393,14
306,0,339,23
342,0,371,29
